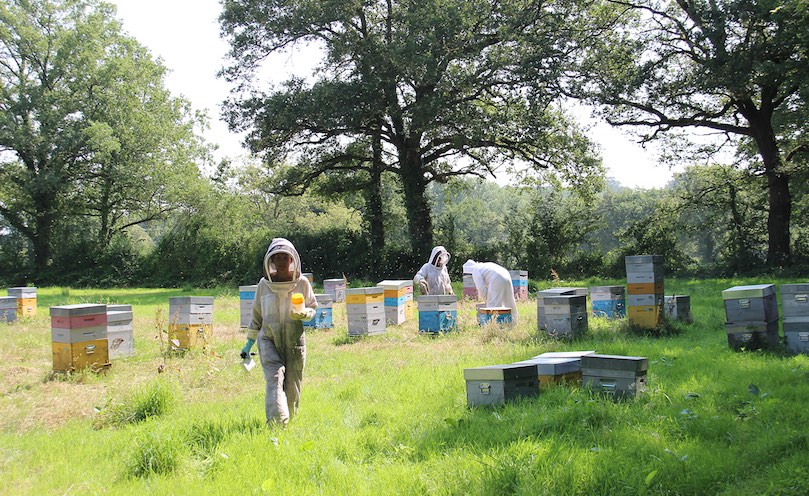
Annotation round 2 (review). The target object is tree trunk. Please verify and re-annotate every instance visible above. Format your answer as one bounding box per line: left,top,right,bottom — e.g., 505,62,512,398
31,213,54,275
398,142,434,253
749,119,791,266
367,130,386,278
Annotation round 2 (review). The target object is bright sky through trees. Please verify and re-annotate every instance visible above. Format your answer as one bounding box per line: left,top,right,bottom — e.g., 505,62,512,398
110,0,675,189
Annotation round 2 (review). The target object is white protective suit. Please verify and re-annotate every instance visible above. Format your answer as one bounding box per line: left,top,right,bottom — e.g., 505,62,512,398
248,238,317,426
462,259,518,323
413,246,454,295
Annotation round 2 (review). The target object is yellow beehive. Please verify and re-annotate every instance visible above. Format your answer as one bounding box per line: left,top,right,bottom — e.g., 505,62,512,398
628,305,660,328
345,292,384,304
17,298,36,317
52,339,110,372
168,323,212,350
627,282,665,295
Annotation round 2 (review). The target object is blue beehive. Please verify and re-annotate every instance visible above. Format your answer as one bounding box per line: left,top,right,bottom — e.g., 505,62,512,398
418,295,458,334
304,294,334,329
477,307,513,325
590,285,626,319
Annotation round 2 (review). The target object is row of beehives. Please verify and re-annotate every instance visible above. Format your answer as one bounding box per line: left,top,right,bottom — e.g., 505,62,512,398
464,351,648,406
46,296,214,373
536,286,692,339
0,287,38,322
723,283,809,355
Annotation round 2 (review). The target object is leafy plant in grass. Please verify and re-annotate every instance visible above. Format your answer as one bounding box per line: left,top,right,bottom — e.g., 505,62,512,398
94,380,176,428
126,429,183,478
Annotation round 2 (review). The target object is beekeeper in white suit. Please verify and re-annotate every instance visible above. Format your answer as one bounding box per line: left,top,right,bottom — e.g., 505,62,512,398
413,246,454,295
241,238,317,426
462,259,518,322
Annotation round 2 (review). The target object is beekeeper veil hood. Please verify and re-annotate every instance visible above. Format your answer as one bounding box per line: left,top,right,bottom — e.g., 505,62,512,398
264,238,302,282
429,246,450,267
463,259,477,274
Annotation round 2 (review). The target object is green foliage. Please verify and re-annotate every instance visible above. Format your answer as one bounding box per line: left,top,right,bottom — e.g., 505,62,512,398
95,380,176,428
125,429,183,478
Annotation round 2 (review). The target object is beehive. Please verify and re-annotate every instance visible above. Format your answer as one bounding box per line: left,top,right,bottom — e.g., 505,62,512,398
324,278,347,303
509,270,529,301
0,297,17,323
168,296,214,350
462,273,478,300
581,354,648,400
303,294,334,329
590,285,626,319
463,363,539,406
8,287,37,317
418,295,458,334
50,304,109,372
537,287,588,330
239,285,257,328
377,279,414,325
664,295,692,322
625,255,664,329
512,356,583,389
781,283,809,356
107,304,134,359
477,306,512,325
541,294,588,340
345,287,385,336
722,284,779,351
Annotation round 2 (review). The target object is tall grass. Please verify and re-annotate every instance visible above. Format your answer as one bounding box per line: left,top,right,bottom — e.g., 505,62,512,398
0,280,808,495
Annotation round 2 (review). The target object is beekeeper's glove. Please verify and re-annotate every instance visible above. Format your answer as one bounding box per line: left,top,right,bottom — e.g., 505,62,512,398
419,280,429,295
240,338,255,359
290,307,315,321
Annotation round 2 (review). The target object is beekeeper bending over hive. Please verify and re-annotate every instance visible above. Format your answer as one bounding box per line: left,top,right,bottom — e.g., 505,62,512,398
462,259,518,322
413,246,454,295
240,238,317,426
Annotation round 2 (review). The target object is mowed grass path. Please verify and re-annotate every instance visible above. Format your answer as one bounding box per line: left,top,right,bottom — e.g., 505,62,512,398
1,279,808,495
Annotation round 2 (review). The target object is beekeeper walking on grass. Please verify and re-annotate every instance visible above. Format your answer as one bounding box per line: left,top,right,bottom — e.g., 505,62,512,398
413,246,454,295
240,238,317,426
462,259,518,322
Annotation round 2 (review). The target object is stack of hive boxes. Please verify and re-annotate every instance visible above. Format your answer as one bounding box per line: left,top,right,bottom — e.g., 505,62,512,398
0,297,16,322
377,280,413,325
168,296,214,350
239,285,257,328
346,287,385,336
107,304,134,359
477,306,512,325
51,304,109,372
722,284,779,351
304,294,334,329
782,283,809,356
418,295,458,334
581,354,648,399
537,287,588,339
625,255,664,329
324,278,347,303
8,287,37,318
590,285,626,319
462,273,478,300
664,295,692,322
509,270,529,301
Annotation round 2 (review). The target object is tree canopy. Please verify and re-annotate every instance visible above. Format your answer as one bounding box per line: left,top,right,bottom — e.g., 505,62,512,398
0,0,208,272
220,0,603,252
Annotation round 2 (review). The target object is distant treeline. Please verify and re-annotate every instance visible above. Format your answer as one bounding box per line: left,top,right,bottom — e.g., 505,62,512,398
2,169,808,288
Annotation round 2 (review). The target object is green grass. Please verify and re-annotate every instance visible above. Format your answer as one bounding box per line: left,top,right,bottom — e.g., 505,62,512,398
1,279,808,494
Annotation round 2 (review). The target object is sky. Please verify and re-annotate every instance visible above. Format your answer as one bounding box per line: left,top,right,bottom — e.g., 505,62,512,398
109,0,676,189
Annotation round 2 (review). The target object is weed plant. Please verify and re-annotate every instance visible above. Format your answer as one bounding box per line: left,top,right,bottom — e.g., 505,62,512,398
0,280,808,495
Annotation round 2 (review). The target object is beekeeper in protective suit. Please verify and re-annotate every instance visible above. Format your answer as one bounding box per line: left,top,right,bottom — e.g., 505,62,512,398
413,246,454,295
462,259,518,322
241,238,317,426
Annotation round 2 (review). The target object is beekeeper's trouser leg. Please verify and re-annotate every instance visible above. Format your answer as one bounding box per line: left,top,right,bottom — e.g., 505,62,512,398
259,337,305,426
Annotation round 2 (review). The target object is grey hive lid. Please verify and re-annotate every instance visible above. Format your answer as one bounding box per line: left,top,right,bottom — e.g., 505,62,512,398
345,286,384,295
780,283,809,294
537,287,587,297
169,296,214,305
50,303,107,317
625,255,664,264
464,363,539,381
581,354,648,372
721,284,775,300
417,295,457,303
